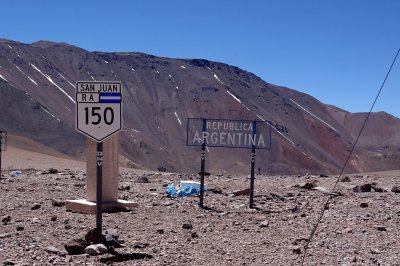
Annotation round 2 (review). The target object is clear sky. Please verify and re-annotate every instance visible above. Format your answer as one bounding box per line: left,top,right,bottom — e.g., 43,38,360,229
1,0,399,117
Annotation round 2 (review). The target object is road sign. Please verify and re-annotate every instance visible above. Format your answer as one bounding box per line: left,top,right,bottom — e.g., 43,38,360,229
187,118,271,149
187,118,271,209
76,81,122,142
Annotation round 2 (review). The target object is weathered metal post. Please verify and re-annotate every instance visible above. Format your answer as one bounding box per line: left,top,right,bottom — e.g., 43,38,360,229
199,118,207,208
249,121,256,208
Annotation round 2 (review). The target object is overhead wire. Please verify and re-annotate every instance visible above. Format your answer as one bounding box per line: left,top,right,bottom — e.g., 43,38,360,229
290,47,400,266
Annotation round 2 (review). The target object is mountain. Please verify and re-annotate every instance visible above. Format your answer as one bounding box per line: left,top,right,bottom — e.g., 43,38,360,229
0,39,399,175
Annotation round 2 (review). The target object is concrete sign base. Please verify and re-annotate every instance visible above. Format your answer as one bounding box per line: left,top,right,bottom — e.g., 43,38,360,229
66,199,138,214
66,134,137,214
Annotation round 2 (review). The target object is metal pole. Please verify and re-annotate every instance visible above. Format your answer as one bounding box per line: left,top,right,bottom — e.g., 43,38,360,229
199,119,207,208
96,142,103,238
249,121,257,208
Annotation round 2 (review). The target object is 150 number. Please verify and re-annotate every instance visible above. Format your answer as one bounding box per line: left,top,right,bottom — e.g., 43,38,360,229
84,107,114,125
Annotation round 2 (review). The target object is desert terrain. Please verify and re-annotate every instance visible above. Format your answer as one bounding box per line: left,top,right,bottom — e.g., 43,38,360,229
1,142,400,266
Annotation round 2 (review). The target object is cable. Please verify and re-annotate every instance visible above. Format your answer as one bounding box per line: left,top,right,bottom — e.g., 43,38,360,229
290,47,400,266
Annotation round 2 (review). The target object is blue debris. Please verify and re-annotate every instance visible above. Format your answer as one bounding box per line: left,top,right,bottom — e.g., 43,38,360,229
165,183,177,196
165,182,207,197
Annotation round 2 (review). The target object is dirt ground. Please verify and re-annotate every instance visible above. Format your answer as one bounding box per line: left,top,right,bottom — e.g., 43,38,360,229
1,148,400,265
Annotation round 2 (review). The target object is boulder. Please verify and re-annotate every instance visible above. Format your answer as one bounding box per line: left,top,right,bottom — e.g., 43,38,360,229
84,244,108,256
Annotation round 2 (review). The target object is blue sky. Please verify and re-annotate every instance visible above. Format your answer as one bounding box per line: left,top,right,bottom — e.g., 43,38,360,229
1,0,399,117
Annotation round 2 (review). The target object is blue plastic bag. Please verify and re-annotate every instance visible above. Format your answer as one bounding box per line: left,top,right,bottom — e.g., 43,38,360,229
165,183,177,196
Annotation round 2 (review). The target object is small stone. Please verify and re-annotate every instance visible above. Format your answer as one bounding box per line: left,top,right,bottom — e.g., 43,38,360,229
2,215,11,225
296,181,317,189
104,234,123,247
353,184,372,193
210,187,223,194
51,199,65,207
64,234,88,255
31,203,41,210
45,246,60,254
0,233,11,238
232,188,249,196
156,229,164,234
339,176,351,182
292,245,302,254
133,242,149,249
371,248,382,254
50,215,57,222
136,175,149,183
65,224,72,230
376,225,387,232
259,220,269,228
84,244,108,256
104,229,119,240
182,223,193,229
391,186,400,193
16,226,24,231
191,232,199,238
360,202,369,208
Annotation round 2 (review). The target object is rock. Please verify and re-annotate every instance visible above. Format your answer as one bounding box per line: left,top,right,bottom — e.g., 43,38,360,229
319,174,328,178
353,184,372,193
391,186,400,193
84,244,108,256
210,187,223,194
136,175,150,183
291,245,302,254
41,168,58,174
370,248,383,254
156,228,164,234
65,224,72,230
64,234,88,255
376,225,387,232
51,199,65,207
50,215,57,222
191,232,199,238
45,246,60,254
360,202,369,208
104,234,123,248
31,203,41,210
371,183,386,192
133,242,149,249
232,188,249,196
296,181,317,189
339,176,351,182
104,229,119,240
85,228,105,244
259,220,269,228
2,215,11,225
182,223,193,230
119,182,131,191
0,233,11,238
16,226,24,231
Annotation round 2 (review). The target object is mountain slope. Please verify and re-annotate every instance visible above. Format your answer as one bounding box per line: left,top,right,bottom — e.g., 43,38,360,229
0,39,399,174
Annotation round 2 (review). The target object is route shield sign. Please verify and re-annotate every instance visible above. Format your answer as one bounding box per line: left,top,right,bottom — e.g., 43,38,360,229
76,81,122,142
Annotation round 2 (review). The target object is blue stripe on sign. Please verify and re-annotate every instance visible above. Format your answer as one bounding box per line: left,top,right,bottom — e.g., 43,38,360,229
100,99,121,103
100,93,121,97
99,92,121,103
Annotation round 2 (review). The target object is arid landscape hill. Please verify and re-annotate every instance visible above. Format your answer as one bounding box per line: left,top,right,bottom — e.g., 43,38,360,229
0,39,399,174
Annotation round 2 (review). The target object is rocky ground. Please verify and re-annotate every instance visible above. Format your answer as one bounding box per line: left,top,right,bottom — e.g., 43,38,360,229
1,165,400,265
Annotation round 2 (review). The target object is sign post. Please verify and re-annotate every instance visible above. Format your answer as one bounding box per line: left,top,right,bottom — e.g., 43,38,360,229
187,118,271,208
0,131,7,178
199,119,207,208
75,81,122,237
249,121,256,208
